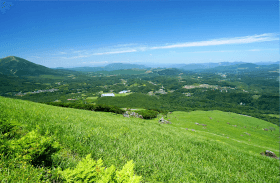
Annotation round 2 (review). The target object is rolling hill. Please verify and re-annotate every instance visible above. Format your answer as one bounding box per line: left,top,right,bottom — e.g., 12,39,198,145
0,56,75,76
0,96,279,182
203,63,279,73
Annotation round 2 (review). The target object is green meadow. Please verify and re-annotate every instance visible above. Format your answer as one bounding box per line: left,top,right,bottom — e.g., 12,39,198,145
114,93,132,97
0,96,279,182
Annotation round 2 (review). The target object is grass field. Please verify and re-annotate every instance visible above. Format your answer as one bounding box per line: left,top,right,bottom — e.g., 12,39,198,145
0,96,279,182
86,96,98,100
114,93,132,97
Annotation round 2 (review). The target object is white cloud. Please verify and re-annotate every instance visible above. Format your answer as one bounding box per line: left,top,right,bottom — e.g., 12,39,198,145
52,51,68,56
73,50,87,53
92,49,137,55
248,49,261,52
51,33,278,60
112,43,138,48
150,33,279,50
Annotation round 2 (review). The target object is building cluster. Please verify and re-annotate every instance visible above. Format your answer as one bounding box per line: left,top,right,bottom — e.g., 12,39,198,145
15,88,59,96
101,90,130,97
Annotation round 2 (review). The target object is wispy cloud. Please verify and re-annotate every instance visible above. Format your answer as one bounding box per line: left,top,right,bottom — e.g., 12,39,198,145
57,49,137,59
30,56,41,58
247,49,261,52
73,50,87,53
150,33,279,50
92,49,137,56
52,33,278,60
188,48,278,54
111,43,138,48
52,51,68,56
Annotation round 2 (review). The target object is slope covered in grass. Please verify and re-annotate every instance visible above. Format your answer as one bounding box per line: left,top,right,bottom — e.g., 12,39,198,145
165,111,279,153
0,96,279,182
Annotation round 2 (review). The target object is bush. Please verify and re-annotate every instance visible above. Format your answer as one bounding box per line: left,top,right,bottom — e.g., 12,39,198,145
0,107,23,155
59,154,141,183
137,110,159,119
46,102,124,115
94,104,125,114
0,106,22,139
9,130,61,167
0,118,22,140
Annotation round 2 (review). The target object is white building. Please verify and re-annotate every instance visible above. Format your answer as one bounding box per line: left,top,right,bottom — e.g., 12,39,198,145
101,93,115,97
119,90,128,94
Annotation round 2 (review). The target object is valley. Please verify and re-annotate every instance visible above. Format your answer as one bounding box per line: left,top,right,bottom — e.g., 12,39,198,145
1,1,279,182
0,56,279,182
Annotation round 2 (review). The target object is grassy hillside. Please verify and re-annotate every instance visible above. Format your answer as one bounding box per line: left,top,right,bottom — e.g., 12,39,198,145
0,96,279,182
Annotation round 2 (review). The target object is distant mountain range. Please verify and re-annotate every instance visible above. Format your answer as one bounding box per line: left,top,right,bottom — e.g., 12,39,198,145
0,56,278,77
56,63,150,72
197,63,279,76
169,61,279,71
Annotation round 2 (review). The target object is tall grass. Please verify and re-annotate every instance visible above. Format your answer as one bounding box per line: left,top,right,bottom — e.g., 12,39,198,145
0,96,279,182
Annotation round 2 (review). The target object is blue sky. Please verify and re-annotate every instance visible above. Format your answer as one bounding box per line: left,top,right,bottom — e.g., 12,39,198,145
0,1,279,68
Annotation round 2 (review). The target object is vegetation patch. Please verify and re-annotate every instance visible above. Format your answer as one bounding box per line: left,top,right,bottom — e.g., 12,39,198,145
59,154,141,183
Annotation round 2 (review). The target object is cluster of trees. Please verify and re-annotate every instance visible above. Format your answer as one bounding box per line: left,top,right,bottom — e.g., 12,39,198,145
46,102,125,114
136,110,159,119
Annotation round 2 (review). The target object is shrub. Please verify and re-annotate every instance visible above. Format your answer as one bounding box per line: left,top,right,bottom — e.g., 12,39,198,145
0,106,22,139
59,154,141,183
137,110,159,119
0,118,22,140
9,130,61,167
0,108,23,155
94,104,125,114
46,102,124,115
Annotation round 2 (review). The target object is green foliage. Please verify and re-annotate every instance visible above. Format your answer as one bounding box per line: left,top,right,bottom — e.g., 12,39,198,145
0,106,23,155
0,116,22,140
9,130,60,167
94,104,125,114
59,154,141,183
137,110,159,119
47,102,125,114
